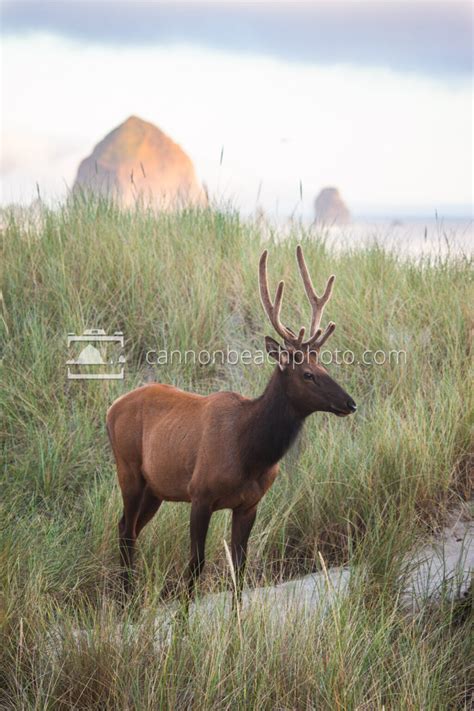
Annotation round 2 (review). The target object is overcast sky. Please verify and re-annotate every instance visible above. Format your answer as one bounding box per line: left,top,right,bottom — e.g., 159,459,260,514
1,0,472,216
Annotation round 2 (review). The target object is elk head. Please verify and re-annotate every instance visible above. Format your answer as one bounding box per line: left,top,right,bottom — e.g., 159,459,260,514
259,245,357,418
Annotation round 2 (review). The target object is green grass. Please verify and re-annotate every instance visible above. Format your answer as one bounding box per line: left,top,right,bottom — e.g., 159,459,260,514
1,197,472,709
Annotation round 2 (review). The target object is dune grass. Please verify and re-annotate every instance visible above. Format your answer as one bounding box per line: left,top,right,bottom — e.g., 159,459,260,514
1,198,472,709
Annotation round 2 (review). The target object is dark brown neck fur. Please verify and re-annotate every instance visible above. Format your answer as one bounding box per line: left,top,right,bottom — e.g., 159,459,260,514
240,368,304,470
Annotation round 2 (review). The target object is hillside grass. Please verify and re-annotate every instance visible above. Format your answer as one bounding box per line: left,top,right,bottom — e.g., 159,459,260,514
1,198,472,709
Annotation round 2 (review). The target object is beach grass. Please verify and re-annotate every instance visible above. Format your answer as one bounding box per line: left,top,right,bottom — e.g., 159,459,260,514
1,198,472,709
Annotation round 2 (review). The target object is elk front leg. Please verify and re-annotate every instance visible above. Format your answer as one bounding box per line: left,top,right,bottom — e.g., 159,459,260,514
231,505,257,601
185,500,212,599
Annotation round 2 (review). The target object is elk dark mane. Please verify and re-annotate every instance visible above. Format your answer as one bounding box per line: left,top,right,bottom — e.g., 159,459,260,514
241,368,304,470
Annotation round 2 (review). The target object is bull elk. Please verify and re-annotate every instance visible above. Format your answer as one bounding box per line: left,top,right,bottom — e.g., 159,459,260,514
107,246,356,597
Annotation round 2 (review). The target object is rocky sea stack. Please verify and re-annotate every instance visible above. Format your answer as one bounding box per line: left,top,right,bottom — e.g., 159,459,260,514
73,116,207,209
314,187,351,225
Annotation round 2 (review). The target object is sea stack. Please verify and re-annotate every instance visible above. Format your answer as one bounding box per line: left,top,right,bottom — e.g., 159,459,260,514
314,187,351,225
73,116,207,209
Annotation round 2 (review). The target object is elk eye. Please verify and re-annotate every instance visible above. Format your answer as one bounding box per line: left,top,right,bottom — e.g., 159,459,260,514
304,372,313,381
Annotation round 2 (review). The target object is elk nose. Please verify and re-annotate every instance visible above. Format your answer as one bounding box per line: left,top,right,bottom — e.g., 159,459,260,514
346,398,357,413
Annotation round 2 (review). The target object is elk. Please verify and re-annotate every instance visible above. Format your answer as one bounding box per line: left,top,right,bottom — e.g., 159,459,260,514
107,246,356,597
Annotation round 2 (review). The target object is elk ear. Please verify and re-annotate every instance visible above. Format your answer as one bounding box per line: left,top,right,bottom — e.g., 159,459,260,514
265,336,290,371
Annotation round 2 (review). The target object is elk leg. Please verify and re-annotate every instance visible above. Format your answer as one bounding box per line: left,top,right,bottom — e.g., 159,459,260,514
185,500,212,598
135,486,162,537
231,506,257,601
118,462,145,593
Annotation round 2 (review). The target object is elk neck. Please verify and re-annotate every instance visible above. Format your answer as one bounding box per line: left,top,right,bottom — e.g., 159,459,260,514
242,367,304,470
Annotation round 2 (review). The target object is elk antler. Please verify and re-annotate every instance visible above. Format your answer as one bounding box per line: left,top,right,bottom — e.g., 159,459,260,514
296,245,336,349
258,246,336,351
259,250,305,345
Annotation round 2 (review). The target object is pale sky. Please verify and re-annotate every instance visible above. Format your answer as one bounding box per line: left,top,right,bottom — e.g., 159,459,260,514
1,1,472,217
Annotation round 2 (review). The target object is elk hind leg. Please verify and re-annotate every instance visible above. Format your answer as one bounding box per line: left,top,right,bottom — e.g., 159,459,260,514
185,500,212,600
117,460,145,593
136,486,162,537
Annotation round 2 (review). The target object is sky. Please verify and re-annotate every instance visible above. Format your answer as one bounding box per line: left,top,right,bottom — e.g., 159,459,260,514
1,0,473,218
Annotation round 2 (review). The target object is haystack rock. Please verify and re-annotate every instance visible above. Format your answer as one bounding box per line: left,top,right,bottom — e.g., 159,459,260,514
314,187,351,225
73,116,207,209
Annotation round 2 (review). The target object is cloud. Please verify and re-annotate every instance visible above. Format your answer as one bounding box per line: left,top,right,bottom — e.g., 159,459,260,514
2,0,472,79
2,35,472,213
